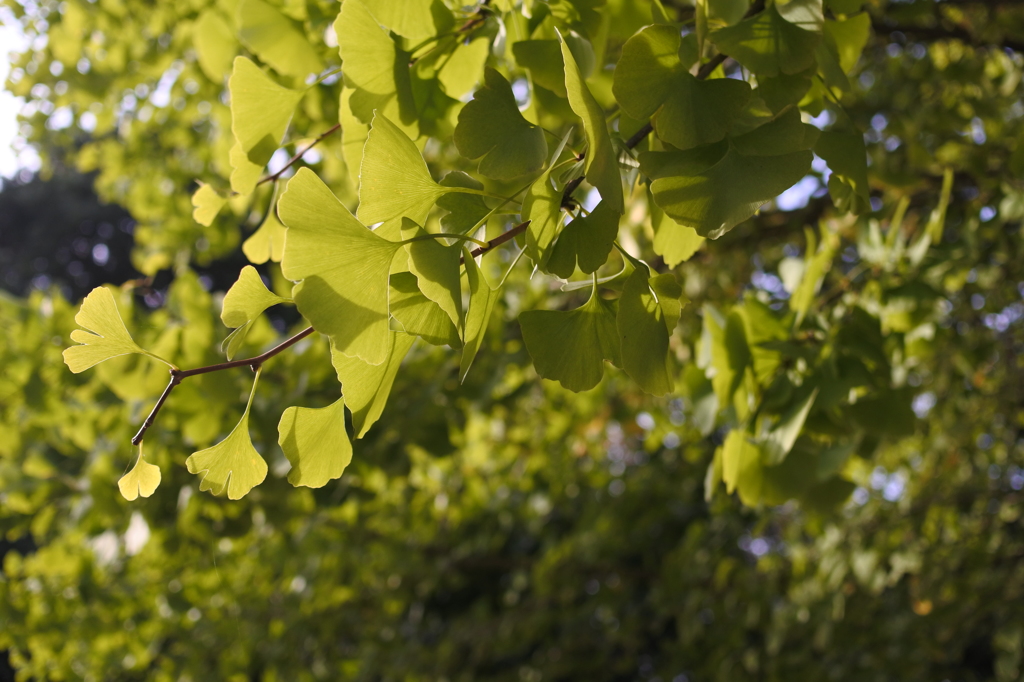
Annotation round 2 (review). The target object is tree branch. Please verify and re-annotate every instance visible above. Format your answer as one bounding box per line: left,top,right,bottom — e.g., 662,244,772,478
257,123,342,186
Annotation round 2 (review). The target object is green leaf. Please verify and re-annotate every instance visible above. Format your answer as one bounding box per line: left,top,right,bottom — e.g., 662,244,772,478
704,304,749,407
455,68,548,180
522,168,566,268
437,172,490,235
815,130,870,214
520,284,620,392
756,67,815,113
763,388,818,465
709,2,822,77
331,332,416,438
791,227,838,322
192,9,237,82
389,273,460,347
242,210,287,264
278,397,352,488
362,0,447,40
461,251,501,382
358,114,449,228
650,272,685,333
617,265,673,395
641,141,813,238
335,0,418,137
186,374,268,500
229,57,303,166
650,191,705,267
220,266,289,359
437,35,491,100
736,294,788,383
730,109,820,156
512,34,594,97
405,222,463,331
849,388,916,438
721,429,763,506
825,12,871,73
560,33,623,212
547,201,619,278
279,168,403,365
64,287,166,373
236,0,324,79
191,183,227,227
117,446,161,501
613,25,752,151
230,141,264,195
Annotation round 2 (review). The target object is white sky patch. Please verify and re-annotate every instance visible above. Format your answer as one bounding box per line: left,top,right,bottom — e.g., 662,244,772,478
0,11,41,179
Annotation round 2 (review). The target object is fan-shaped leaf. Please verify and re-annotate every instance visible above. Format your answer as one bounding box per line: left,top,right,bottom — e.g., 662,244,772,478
64,287,166,373
547,201,620,279
242,210,287,264
331,332,416,438
279,168,403,365
229,57,303,166
279,398,352,488
236,0,324,79
709,2,822,76
191,183,226,227
117,446,161,501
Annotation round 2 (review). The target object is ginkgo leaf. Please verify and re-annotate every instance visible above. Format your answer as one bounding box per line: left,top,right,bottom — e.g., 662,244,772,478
278,397,352,488
825,12,871,73
520,284,620,393
242,210,287,264
63,287,168,373
335,0,418,137
331,332,416,438
756,67,815,113
547,201,620,279
617,265,673,395
437,35,490,99
230,141,264,195
220,266,289,359
461,251,500,382
641,141,813,238
815,129,870,214
229,57,303,166
455,68,548,180
709,1,822,77
118,446,161,501
278,168,403,365
721,429,763,506
560,33,623,212
192,9,237,82
358,113,450,228
613,24,752,150
191,183,226,227
512,33,595,98
390,273,460,347
522,168,565,269
186,374,268,500
649,190,705,267
236,0,324,79
405,223,463,331
362,0,447,40
437,172,490,235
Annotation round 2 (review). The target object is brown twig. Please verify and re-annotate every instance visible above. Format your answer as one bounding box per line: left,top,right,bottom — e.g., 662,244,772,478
257,123,342,186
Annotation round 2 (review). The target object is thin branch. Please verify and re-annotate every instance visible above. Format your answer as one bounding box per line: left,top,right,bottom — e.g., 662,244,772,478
257,123,342,186
465,220,530,260
131,326,315,445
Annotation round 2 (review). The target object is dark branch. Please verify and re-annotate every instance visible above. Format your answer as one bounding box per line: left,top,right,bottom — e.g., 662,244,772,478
257,123,342,186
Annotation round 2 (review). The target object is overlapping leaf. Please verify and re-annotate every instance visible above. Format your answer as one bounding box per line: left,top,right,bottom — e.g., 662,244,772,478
220,266,289,359
236,0,324,79
331,332,416,438
229,57,303,167
455,69,548,180
547,201,619,278
617,265,676,395
460,251,501,382
709,1,822,76
279,168,403,365
390,273,461,347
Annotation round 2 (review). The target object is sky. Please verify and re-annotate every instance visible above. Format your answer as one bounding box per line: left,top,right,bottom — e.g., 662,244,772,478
0,10,40,180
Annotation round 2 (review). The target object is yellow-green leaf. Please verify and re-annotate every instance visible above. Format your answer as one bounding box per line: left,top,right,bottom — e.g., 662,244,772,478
191,183,227,227
117,446,161,501
279,398,352,488
331,332,416,438
63,287,167,373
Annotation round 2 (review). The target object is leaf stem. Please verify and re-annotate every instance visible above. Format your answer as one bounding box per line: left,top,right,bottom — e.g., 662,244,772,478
257,123,342,186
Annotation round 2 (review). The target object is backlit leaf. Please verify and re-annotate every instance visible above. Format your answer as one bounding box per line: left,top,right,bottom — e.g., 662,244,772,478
185,374,268,499
455,68,548,180
279,398,352,488
560,33,623,212
331,332,416,438
617,264,673,395
220,266,289,359
522,168,566,269
117,446,161,501
64,287,167,373
461,251,501,382
649,190,705,267
547,201,620,279
192,9,237,81
520,284,620,392
279,168,403,365
390,273,460,347
242,210,287,264
709,2,822,77
191,183,226,227
236,0,324,79
229,57,303,166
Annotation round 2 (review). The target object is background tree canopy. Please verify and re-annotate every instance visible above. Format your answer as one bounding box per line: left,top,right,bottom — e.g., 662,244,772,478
2,0,1024,679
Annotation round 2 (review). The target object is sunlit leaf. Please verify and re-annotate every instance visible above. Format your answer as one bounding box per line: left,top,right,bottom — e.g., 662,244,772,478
242,210,287,264
520,284,620,392
362,0,448,40
709,1,822,77
191,183,226,227
186,375,268,499
117,446,161,501
220,266,289,359
64,287,167,373
649,190,705,267
192,9,237,81
331,332,416,438
617,264,673,395
522,168,565,269
229,57,303,166
455,68,548,180
547,201,619,279
236,0,324,79
279,398,352,488
560,33,623,212
279,168,403,365
390,273,461,347
460,251,501,382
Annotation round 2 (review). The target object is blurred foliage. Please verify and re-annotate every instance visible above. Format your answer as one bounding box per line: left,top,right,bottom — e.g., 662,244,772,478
1,0,1024,679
